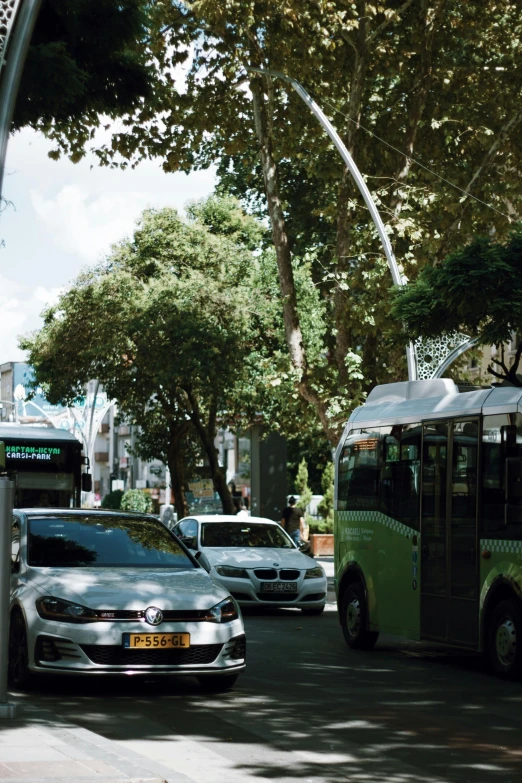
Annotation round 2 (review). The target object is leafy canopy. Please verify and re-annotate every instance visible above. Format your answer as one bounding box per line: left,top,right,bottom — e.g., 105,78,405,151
391,227,522,348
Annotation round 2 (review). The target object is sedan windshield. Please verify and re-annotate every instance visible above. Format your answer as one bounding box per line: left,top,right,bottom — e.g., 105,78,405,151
201,522,294,548
28,515,196,569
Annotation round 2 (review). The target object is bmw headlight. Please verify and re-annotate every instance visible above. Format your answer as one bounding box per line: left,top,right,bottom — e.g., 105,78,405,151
216,565,249,579
36,597,97,623
206,597,239,623
304,566,325,580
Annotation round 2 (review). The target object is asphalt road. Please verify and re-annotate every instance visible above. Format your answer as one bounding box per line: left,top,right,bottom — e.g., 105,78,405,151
12,602,522,783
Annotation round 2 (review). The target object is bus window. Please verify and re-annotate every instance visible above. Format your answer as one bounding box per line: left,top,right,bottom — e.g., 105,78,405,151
381,423,421,530
482,414,519,535
338,430,381,512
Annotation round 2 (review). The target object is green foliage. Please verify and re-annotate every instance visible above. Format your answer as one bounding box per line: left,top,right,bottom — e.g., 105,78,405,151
294,459,312,513
392,227,522,347
120,489,154,514
101,489,123,510
16,0,154,153
317,462,334,525
391,227,522,384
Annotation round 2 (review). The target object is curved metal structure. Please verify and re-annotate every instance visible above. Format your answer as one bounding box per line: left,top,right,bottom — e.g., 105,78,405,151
0,0,42,203
248,67,478,381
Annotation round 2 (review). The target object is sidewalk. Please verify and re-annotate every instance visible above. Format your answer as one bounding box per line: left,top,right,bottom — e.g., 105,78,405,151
0,699,186,783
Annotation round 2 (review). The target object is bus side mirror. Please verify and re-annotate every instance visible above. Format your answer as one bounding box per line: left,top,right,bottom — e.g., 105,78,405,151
82,473,93,492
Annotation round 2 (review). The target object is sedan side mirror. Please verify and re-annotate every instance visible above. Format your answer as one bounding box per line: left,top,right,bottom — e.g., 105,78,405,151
299,541,312,555
194,550,211,573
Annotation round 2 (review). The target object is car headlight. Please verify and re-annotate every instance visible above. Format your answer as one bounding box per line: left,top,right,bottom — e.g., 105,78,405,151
304,566,325,580
216,565,249,579
206,597,239,623
36,597,98,623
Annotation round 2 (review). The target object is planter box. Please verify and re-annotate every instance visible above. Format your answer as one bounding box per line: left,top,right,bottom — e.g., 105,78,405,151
310,533,334,556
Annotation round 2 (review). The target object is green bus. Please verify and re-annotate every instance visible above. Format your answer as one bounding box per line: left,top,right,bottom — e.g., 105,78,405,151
0,424,89,507
334,379,522,678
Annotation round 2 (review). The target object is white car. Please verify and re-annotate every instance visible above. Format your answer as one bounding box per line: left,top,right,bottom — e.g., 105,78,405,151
9,509,246,691
173,515,327,614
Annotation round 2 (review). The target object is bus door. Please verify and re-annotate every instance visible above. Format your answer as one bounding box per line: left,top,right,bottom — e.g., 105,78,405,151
421,419,479,647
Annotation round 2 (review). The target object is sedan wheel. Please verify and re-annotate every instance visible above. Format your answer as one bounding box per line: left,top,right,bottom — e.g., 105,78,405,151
8,612,32,689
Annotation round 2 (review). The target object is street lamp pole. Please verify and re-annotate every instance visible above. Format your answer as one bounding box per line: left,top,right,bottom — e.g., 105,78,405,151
247,67,417,381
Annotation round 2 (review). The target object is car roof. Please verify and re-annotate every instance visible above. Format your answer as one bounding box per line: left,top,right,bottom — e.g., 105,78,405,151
15,508,159,521
182,515,279,525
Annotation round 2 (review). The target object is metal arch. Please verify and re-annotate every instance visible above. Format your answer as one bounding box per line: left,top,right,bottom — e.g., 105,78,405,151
247,66,418,382
414,334,479,380
0,0,42,204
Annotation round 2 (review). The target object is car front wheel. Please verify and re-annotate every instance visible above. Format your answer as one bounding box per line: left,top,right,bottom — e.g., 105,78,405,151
340,583,379,650
8,611,32,689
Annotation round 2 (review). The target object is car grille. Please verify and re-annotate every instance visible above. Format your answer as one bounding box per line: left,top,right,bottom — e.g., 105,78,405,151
254,568,277,580
279,569,300,580
94,609,212,622
80,643,223,666
253,568,300,581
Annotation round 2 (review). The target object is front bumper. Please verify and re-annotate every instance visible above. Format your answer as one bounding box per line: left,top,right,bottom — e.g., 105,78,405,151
213,571,327,608
27,619,246,676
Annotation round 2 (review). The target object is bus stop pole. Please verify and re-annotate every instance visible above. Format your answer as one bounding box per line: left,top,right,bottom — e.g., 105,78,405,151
0,476,15,718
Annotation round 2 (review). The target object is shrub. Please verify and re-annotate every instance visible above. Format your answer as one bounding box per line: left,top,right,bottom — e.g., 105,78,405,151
101,489,124,510
120,489,154,514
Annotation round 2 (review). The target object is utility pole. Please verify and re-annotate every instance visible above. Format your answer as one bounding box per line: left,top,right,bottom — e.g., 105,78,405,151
0,446,15,718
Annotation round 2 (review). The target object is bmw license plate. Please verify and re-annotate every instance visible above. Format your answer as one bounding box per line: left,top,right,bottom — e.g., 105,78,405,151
260,582,297,593
123,633,190,649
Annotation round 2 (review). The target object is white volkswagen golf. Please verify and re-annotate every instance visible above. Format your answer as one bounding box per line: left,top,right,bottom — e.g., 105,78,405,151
173,515,327,613
9,509,246,691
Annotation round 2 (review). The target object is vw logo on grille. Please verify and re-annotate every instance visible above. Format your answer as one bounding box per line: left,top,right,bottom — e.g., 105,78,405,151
144,606,163,626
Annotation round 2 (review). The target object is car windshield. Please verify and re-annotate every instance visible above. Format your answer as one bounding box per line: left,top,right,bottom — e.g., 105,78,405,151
28,515,197,569
201,522,294,548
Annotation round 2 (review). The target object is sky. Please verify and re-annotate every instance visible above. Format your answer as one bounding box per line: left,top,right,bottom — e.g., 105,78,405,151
0,126,216,363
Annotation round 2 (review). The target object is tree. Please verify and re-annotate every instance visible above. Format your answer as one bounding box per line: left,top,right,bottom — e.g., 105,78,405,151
294,459,313,514
120,489,154,514
79,1,522,442
317,462,334,529
15,0,156,159
20,197,265,519
391,227,522,385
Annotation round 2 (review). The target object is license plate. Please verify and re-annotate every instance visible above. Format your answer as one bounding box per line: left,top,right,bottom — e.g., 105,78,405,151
260,582,298,593
123,633,190,649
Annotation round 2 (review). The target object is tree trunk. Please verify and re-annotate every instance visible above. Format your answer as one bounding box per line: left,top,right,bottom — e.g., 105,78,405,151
389,0,446,219
167,437,189,521
185,390,236,514
249,73,339,444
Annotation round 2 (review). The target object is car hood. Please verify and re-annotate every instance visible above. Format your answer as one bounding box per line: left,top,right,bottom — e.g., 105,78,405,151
25,567,229,610
202,547,316,570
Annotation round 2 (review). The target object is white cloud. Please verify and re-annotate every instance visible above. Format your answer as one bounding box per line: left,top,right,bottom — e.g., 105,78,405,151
0,276,64,361
0,123,217,363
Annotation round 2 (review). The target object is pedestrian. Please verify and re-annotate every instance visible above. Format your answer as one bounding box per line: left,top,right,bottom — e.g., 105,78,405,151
281,496,305,546
236,503,249,518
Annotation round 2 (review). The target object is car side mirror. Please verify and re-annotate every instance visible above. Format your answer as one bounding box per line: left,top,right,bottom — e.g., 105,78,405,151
194,550,211,573
299,541,312,555
82,473,93,492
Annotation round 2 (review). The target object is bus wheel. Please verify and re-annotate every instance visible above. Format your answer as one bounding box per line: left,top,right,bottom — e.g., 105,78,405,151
341,583,379,650
488,599,522,680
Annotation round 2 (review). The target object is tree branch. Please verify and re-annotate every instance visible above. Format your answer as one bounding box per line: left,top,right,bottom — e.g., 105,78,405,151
366,0,416,45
